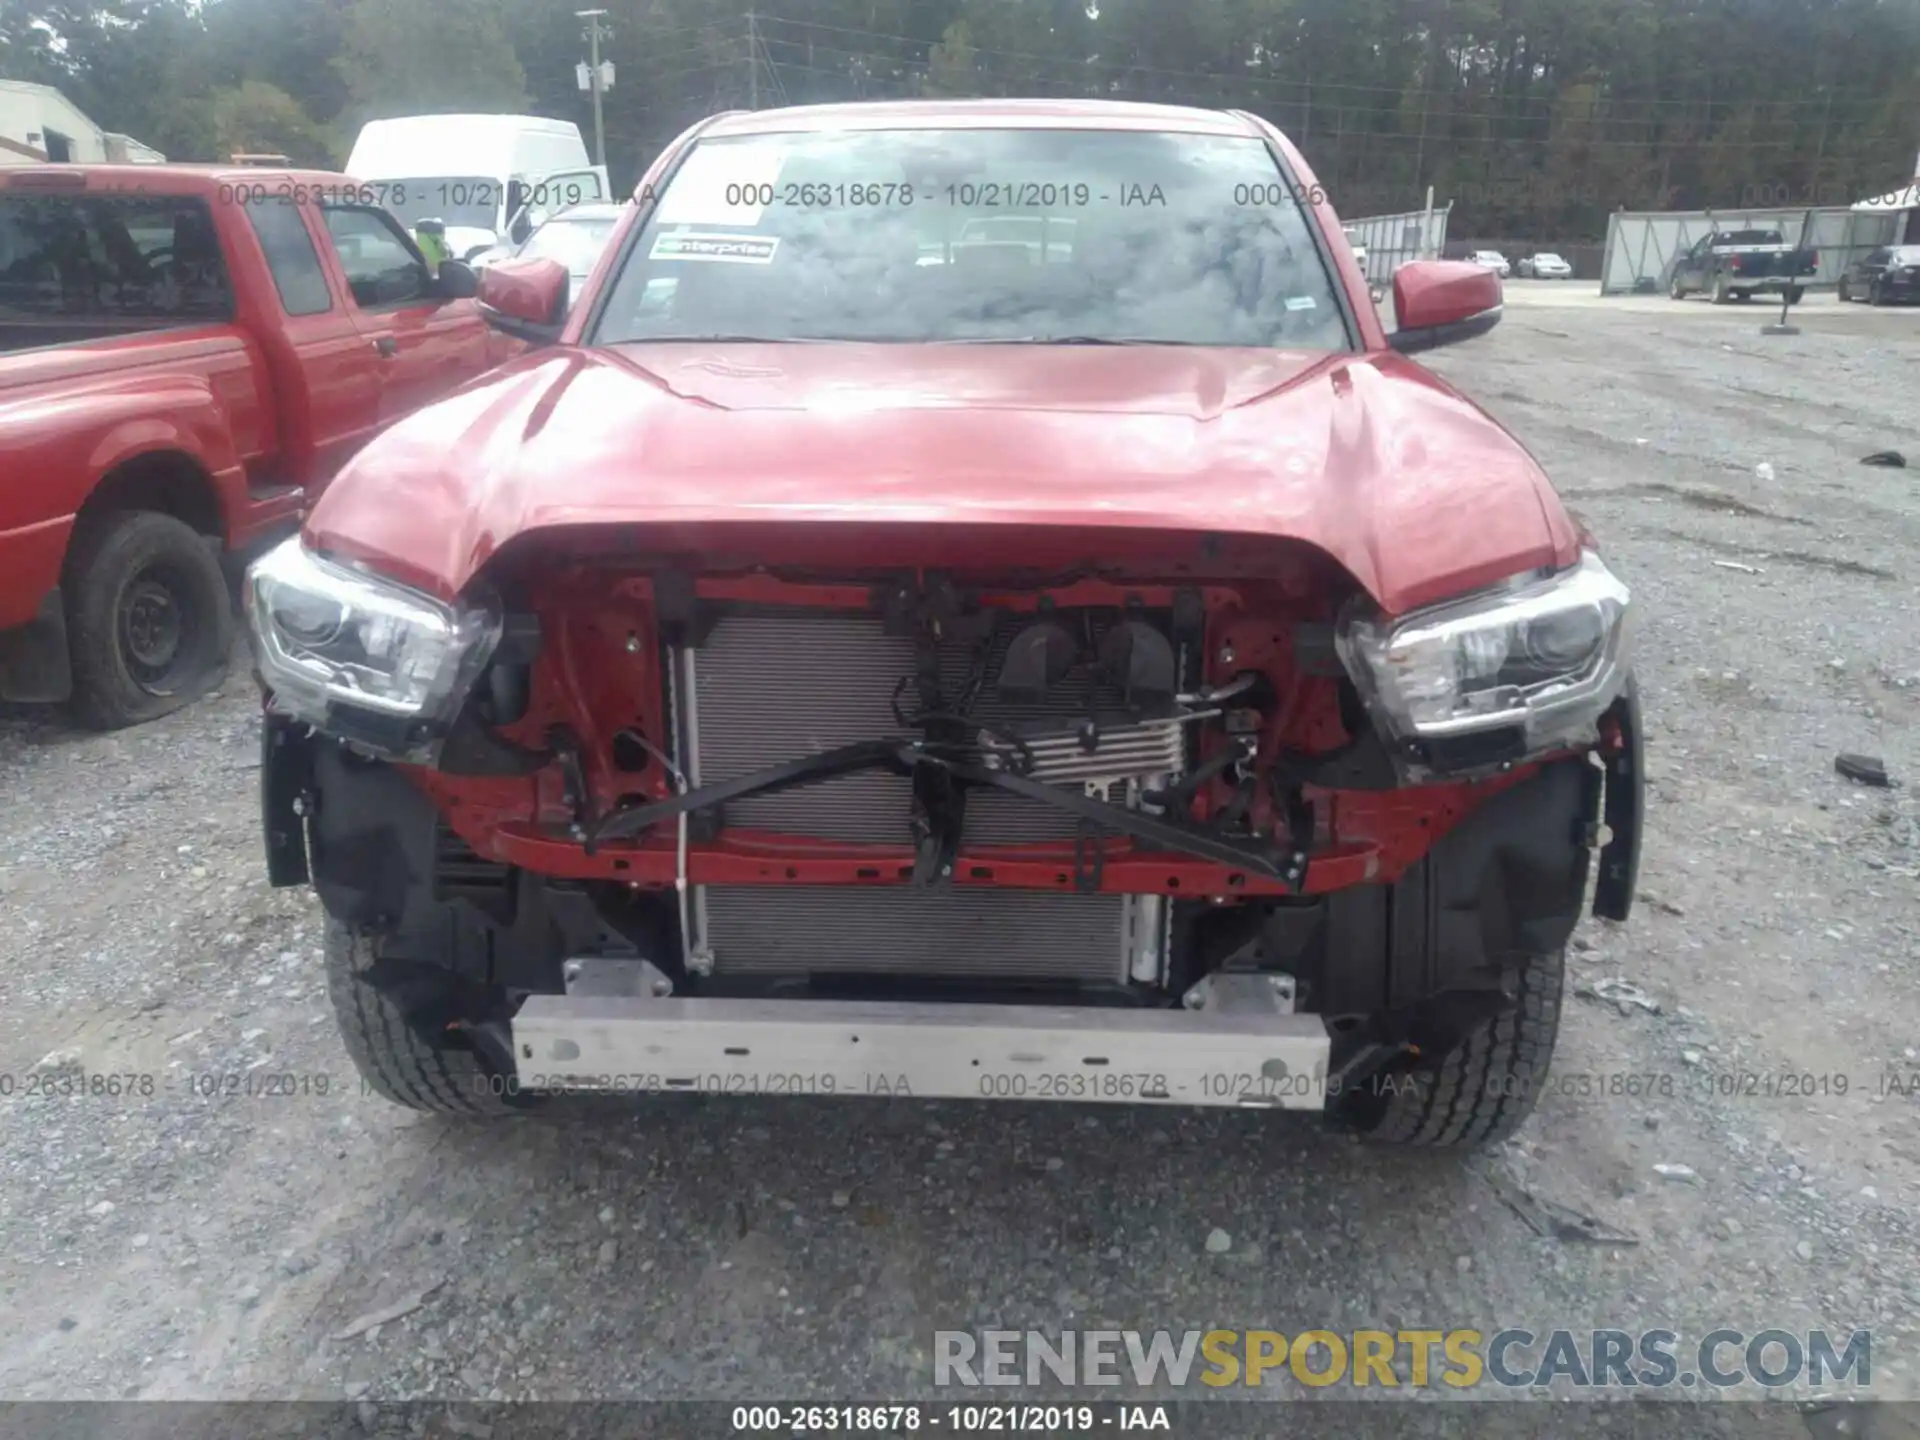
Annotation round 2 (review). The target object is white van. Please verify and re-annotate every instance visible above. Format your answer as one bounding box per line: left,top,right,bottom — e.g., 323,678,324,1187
345,115,611,261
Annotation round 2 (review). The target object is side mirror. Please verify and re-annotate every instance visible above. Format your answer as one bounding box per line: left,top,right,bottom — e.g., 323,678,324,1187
435,260,479,299
1386,260,1503,354
477,256,569,345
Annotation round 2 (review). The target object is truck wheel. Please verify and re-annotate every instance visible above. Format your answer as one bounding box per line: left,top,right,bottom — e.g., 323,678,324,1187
65,510,233,730
1339,947,1565,1149
323,917,530,1116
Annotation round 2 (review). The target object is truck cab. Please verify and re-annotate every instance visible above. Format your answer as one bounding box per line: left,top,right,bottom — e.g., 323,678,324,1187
345,116,611,262
0,164,506,726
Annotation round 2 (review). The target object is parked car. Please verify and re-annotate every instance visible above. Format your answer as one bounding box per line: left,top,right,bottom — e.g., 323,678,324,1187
469,202,625,311
1469,249,1512,277
1667,229,1817,304
1838,244,1920,305
1518,252,1572,280
0,164,505,726
248,100,1640,1152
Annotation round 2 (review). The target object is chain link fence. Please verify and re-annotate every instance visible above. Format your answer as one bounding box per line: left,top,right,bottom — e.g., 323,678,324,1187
1598,207,1905,295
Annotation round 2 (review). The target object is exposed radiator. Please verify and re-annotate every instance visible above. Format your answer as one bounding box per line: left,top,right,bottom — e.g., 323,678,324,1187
699,885,1130,981
690,611,1181,845
681,609,1181,982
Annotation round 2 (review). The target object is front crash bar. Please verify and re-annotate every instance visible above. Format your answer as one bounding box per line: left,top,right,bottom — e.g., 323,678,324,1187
587,737,1308,886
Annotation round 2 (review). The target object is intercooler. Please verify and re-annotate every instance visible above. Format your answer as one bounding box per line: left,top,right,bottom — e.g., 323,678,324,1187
677,611,1183,983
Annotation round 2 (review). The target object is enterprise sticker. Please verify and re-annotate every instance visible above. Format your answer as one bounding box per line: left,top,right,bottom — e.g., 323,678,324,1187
650,231,780,264
1284,295,1318,311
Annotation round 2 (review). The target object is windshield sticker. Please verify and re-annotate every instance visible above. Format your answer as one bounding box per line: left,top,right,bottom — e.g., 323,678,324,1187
650,231,780,264
1284,295,1317,311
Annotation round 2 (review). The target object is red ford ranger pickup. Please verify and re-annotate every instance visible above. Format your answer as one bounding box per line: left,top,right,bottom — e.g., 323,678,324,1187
0,164,502,727
247,100,1643,1149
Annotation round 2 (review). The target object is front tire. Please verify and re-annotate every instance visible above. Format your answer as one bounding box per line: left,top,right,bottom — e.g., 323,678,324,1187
64,510,232,729
324,917,528,1115
1340,948,1565,1149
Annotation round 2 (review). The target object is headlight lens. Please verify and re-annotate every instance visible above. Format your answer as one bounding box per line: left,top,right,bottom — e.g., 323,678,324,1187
1337,550,1631,774
244,538,500,760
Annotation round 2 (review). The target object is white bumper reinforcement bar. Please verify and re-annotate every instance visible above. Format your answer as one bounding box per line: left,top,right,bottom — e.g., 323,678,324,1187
510,973,1332,1110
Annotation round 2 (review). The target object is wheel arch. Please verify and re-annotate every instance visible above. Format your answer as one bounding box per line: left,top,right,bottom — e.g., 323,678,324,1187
72,447,225,539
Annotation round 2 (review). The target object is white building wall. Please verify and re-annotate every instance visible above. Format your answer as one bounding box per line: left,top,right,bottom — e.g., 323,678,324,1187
0,81,115,163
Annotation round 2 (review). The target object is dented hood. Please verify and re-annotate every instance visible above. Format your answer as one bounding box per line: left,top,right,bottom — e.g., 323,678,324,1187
304,342,1578,616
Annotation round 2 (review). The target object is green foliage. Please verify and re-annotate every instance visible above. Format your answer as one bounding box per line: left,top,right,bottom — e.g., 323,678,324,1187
924,21,976,97
8,0,1918,237
209,80,342,165
336,0,529,122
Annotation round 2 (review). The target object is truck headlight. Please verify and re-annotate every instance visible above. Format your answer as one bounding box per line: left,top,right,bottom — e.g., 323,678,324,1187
1336,550,1631,778
244,538,500,762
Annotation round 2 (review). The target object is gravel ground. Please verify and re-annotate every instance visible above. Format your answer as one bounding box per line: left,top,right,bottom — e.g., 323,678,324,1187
1,294,1916,1432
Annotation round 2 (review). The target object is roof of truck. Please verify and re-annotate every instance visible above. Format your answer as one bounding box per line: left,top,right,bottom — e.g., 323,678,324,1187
0,164,347,194
703,98,1266,138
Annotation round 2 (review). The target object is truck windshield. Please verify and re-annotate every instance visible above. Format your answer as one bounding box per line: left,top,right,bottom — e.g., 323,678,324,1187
592,128,1351,350
371,177,504,233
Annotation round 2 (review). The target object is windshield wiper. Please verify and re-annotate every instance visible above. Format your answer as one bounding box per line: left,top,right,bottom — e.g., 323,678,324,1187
633,332,872,343
959,335,1201,346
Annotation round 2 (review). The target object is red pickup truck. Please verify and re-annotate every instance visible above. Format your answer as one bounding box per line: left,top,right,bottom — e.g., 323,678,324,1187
250,100,1643,1151
0,164,503,727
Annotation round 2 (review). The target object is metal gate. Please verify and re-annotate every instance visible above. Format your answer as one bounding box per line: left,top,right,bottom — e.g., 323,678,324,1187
1599,207,1900,295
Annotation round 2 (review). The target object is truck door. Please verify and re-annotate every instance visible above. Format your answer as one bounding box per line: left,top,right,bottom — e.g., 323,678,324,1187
1675,233,1711,292
505,167,609,248
314,201,494,426
234,193,382,497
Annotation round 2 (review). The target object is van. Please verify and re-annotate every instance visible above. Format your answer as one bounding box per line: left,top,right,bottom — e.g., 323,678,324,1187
345,114,610,261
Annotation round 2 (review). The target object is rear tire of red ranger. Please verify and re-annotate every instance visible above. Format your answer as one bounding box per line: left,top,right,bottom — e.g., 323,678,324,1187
324,917,529,1116
65,509,232,730
1341,947,1566,1149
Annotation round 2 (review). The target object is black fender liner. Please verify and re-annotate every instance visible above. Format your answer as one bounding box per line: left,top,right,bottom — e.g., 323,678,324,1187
1592,674,1644,922
1216,752,1607,1084
1318,754,1595,1017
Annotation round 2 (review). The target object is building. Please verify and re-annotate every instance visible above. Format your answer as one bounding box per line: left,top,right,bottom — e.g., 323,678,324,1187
0,79,165,166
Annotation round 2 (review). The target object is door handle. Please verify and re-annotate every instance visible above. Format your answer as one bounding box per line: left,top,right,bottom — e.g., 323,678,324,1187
371,335,399,358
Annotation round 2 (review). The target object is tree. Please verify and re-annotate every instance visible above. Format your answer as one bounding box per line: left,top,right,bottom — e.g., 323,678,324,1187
336,0,528,123
208,80,341,165
924,20,976,97
199,0,355,129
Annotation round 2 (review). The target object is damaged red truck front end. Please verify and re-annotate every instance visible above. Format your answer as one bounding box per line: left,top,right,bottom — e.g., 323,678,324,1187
247,100,1641,1148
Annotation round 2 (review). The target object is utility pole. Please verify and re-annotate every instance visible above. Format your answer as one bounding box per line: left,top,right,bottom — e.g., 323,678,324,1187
747,11,760,110
1812,87,1832,199
577,9,610,168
